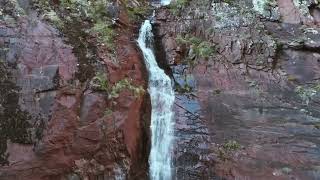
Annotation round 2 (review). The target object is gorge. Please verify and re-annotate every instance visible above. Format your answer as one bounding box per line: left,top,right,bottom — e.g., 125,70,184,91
1,0,320,179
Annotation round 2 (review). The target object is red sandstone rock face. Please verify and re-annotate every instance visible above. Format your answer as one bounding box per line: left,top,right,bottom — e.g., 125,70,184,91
155,1,320,179
278,0,301,24
277,0,320,25
0,2,149,180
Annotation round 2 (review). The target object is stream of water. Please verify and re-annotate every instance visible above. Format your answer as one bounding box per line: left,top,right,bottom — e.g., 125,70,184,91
160,0,171,5
137,20,175,180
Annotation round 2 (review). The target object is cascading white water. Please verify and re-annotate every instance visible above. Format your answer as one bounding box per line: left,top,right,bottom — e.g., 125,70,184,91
160,0,171,5
137,20,175,180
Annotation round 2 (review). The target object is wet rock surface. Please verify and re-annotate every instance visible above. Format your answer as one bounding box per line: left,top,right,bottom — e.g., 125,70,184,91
155,0,320,179
0,0,150,179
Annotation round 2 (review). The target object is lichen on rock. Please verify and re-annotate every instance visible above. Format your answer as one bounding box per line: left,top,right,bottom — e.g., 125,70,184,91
212,2,255,29
293,0,315,23
252,0,280,20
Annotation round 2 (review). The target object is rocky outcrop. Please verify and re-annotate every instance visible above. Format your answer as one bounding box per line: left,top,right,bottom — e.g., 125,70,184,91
155,0,320,179
0,0,150,179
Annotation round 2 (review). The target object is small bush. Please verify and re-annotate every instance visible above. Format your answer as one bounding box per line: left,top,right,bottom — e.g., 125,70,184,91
169,0,189,15
92,74,144,99
86,0,110,20
92,72,109,91
109,78,145,99
195,41,215,58
295,84,320,105
91,20,115,49
222,140,241,151
176,34,215,61
218,140,241,161
127,5,149,22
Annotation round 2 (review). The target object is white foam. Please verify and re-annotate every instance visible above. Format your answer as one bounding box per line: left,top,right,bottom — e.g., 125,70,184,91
160,0,172,6
137,20,175,180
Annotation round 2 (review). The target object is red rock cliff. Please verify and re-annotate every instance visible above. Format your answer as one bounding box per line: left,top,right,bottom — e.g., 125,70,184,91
0,0,150,179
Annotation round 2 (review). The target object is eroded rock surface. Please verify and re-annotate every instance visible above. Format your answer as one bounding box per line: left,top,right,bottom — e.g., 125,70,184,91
155,0,320,179
0,0,150,179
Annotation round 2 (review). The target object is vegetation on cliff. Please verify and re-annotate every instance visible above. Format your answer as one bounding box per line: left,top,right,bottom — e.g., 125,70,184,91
218,140,241,161
176,34,215,67
92,72,145,99
169,0,189,15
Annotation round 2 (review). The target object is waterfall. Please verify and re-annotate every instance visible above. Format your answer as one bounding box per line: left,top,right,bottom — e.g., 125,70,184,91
160,0,172,5
137,20,175,180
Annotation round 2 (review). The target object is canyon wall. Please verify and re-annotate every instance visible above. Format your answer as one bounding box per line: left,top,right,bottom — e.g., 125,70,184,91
154,0,320,179
0,0,150,179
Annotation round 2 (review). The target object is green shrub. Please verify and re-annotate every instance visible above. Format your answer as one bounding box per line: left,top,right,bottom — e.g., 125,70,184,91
222,140,241,151
218,140,241,161
295,84,320,105
127,5,149,21
93,72,109,91
169,0,189,15
176,34,215,60
195,41,215,58
87,0,110,20
109,78,145,99
91,20,115,49
57,0,113,20
92,74,144,99
60,0,90,14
